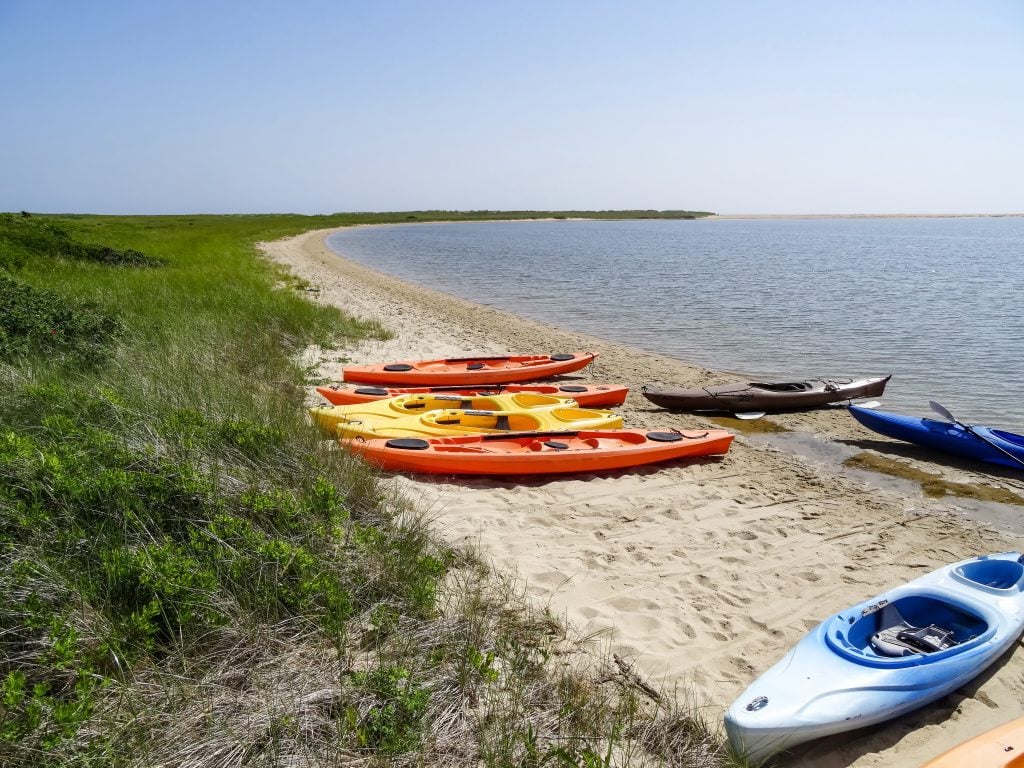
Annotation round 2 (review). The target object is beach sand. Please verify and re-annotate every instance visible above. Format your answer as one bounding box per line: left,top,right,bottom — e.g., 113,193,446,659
262,228,1024,768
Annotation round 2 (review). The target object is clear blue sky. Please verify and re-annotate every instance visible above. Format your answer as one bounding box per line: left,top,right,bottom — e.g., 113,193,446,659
2,1,1022,215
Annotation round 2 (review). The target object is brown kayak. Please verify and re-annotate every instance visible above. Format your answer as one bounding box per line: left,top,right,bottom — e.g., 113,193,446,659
641,375,891,413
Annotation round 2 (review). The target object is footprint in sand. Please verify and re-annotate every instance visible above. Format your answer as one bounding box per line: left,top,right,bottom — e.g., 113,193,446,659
675,621,697,639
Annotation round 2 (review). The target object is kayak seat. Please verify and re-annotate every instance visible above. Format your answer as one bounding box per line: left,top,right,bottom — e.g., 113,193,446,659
829,595,989,662
870,623,959,656
869,603,959,657
750,382,812,392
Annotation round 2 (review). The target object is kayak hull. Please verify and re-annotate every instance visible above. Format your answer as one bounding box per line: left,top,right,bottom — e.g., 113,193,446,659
848,405,1024,470
921,716,1024,767
345,428,734,475
309,391,575,436
342,353,598,386
724,552,1024,764
315,383,629,409
643,375,890,413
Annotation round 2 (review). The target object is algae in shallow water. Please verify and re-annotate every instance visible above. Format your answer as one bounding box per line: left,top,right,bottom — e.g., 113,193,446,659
844,451,1024,506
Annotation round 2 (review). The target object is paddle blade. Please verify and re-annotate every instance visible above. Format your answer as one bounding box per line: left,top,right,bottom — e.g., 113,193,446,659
734,411,766,420
929,400,957,423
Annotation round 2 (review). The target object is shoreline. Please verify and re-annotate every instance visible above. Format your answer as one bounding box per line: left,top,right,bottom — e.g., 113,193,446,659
262,228,1024,767
706,213,1024,220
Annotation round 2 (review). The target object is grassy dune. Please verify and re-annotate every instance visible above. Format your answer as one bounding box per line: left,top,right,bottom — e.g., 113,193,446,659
0,212,734,767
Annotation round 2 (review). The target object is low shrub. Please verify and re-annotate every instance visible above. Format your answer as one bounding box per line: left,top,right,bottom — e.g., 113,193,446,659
0,214,165,268
0,274,122,365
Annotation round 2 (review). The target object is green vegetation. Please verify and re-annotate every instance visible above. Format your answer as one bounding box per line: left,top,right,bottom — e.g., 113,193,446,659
0,213,165,268
383,209,716,221
0,211,736,767
0,274,122,364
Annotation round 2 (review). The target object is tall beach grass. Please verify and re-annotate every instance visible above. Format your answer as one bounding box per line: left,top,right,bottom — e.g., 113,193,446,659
0,211,739,767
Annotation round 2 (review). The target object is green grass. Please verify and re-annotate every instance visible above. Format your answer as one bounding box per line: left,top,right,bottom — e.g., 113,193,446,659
0,211,738,767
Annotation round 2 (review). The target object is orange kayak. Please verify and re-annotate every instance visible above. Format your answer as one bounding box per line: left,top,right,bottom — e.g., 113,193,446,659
921,717,1024,767
344,428,733,475
341,353,597,386
315,382,629,408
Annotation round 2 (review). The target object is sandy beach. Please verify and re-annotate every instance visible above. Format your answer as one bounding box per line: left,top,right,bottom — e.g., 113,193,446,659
262,228,1024,768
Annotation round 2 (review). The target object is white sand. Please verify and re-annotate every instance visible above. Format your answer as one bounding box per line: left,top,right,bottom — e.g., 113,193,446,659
262,228,1024,767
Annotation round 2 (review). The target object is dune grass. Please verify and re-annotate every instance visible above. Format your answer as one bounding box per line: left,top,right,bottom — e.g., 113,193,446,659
0,212,738,767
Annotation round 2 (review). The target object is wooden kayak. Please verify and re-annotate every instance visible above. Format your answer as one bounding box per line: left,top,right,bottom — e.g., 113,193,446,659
344,428,734,475
336,406,623,441
309,391,575,436
342,352,598,386
642,375,890,413
315,382,629,408
921,716,1024,767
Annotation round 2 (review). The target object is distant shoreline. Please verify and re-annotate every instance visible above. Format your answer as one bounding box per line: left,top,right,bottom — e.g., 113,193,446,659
707,212,1024,220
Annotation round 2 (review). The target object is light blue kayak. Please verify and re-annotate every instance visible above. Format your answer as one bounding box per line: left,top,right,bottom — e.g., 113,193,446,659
724,552,1024,763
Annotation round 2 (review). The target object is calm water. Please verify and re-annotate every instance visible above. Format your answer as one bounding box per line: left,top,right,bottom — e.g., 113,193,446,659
326,218,1024,431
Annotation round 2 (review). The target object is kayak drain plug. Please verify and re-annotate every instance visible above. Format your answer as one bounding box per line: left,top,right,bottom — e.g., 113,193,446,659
746,696,769,712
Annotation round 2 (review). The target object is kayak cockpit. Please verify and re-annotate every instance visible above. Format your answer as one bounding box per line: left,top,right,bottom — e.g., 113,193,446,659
989,428,1024,449
749,382,814,392
825,593,992,666
951,555,1024,593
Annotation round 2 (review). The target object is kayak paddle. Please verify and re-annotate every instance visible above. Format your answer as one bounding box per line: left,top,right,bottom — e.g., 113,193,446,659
929,401,1024,470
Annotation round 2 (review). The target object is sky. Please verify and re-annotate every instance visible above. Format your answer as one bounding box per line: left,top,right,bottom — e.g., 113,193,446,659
1,1,1022,215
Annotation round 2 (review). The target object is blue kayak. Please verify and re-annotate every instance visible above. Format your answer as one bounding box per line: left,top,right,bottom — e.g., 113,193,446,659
724,552,1024,764
848,405,1024,470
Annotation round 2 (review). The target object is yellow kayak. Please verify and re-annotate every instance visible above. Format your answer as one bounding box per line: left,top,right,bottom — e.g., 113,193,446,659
337,406,624,440
309,391,576,436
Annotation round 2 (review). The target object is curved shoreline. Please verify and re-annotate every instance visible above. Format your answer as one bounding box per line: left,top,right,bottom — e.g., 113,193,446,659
262,228,1024,768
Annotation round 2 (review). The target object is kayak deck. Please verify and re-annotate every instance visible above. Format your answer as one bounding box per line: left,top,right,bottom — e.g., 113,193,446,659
344,428,734,475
